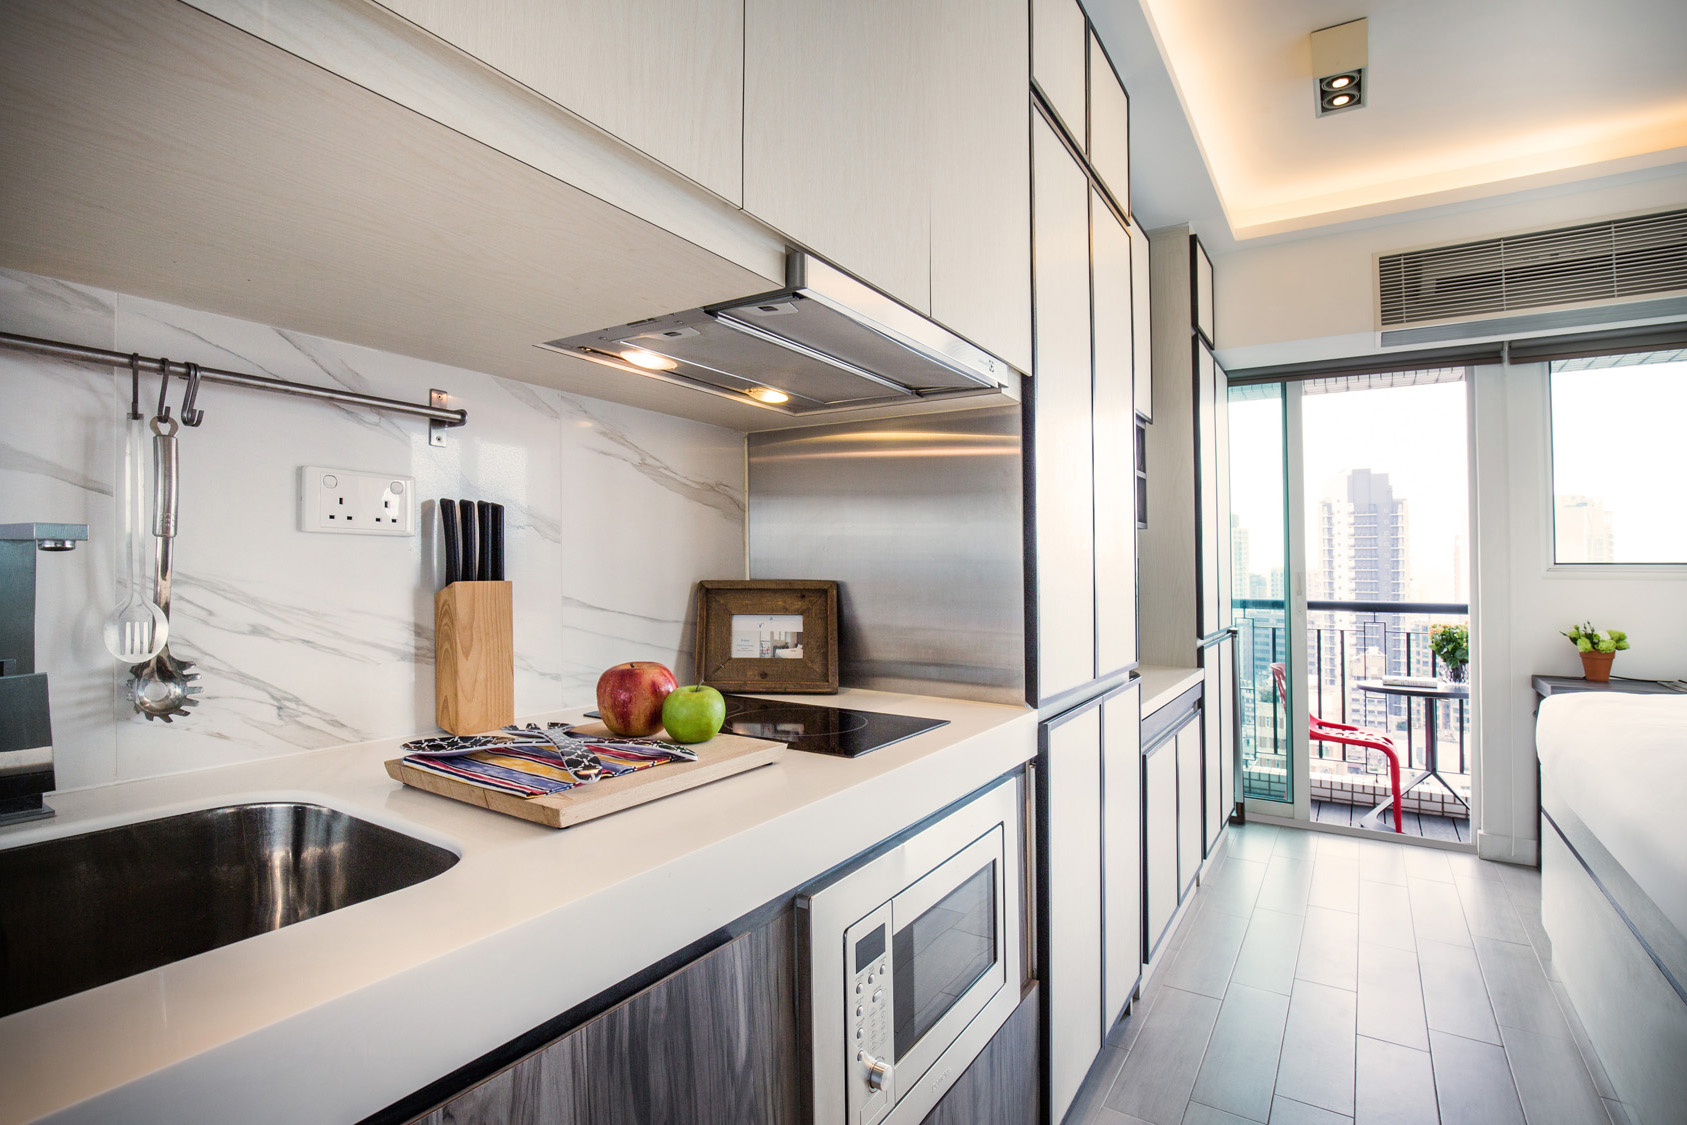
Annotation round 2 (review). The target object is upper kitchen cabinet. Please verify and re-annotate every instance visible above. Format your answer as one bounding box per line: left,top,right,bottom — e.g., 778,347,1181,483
1092,195,1137,679
1032,0,1088,144
745,0,929,311
373,0,744,202
1142,224,1231,662
1130,221,1153,420
929,0,1033,374
744,0,1031,371
3,0,796,432
1193,236,1216,345
1195,341,1225,639
1029,113,1096,703
1087,31,1131,216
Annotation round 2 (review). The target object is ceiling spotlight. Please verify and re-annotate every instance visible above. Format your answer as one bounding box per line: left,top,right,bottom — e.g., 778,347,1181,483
747,386,790,404
619,348,676,371
1310,19,1368,117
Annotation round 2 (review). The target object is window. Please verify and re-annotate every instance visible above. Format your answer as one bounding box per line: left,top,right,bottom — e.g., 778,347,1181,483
1550,350,1687,564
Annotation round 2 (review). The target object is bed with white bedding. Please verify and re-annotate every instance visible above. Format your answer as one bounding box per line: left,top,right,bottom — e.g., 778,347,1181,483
1538,692,1687,1125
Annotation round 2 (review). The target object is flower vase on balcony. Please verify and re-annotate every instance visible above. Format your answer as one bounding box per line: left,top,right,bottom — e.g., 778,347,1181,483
1430,623,1469,685
1562,622,1629,684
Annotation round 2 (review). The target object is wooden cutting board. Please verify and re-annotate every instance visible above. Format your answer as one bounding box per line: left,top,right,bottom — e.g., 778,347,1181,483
384,721,786,828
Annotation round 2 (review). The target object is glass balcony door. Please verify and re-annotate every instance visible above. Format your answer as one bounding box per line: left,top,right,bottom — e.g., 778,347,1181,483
1230,371,1474,838
1228,383,1297,816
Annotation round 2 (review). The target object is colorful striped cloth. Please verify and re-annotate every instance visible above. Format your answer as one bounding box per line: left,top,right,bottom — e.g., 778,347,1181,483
401,723,696,798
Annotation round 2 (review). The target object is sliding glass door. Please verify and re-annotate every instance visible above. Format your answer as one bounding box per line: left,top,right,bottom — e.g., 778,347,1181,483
1228,383,1294,815
1230,370,1474,839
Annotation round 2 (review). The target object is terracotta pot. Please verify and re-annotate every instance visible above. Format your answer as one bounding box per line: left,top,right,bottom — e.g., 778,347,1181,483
1580,651,1615,683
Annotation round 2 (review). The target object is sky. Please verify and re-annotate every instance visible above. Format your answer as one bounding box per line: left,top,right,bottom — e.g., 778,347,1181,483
1550,359,1687,563
1229,380,1470,602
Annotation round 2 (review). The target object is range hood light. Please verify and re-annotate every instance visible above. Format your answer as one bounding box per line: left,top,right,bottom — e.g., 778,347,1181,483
619,348,676,371
747,386,790,404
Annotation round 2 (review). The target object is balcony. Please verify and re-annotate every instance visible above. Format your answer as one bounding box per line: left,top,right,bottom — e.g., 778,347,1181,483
1234,599,1472,840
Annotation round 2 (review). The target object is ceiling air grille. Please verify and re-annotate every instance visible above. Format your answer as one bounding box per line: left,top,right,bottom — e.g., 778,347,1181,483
1378,209,1687,328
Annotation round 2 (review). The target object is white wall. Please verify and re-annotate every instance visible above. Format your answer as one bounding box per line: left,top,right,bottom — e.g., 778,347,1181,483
1471,362,1687,863
1211,165,1687,369
0,268,745,791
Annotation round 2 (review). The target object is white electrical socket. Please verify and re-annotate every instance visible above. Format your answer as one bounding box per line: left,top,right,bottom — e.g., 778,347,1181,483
299,467,415,536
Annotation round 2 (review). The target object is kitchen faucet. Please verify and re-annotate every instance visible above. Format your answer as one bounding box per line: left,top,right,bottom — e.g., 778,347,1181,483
0,522,88,826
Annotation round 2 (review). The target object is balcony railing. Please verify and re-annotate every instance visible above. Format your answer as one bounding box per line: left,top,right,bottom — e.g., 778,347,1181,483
1233,598,1471,806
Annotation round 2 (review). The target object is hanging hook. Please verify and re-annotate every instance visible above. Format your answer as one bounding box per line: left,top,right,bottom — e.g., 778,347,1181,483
180,362,205,427
128,354,143,421
154,357,174,424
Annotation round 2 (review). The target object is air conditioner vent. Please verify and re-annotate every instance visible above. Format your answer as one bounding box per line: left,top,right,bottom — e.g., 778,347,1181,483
1378,209,1687,328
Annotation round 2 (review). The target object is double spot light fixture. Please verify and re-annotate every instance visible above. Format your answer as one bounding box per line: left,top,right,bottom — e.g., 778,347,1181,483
1311,18,1367,117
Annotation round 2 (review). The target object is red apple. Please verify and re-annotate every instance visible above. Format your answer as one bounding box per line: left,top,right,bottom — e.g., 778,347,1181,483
596,661,677,737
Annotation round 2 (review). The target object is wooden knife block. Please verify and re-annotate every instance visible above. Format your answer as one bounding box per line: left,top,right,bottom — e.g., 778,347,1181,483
434,580,513,735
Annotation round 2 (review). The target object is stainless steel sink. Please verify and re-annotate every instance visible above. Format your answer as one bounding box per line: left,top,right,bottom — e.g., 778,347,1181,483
0,802,458,1017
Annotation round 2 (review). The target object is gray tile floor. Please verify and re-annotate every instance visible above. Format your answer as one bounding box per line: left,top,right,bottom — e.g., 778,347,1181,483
1066,821,1629,1125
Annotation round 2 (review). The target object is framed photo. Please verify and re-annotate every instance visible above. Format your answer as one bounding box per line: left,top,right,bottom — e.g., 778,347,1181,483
695,579,839,694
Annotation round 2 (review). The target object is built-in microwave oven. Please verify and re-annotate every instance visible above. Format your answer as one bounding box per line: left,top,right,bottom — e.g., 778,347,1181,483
798,774,1025,1125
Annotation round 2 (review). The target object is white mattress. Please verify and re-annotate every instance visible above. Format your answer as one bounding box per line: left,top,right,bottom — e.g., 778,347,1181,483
1537,693,1687,937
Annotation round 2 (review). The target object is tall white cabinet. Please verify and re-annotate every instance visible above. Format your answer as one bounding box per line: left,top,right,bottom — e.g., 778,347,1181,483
1029,7,1155,1122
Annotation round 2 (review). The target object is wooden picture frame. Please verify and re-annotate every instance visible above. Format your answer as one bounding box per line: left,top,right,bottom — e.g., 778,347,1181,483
695,580,839,694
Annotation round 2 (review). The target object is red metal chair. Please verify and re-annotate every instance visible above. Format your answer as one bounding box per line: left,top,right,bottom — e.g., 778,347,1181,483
1271,663,1403,833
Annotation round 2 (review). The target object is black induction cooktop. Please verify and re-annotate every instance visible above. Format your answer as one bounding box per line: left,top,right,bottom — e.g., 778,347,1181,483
719,695,947,758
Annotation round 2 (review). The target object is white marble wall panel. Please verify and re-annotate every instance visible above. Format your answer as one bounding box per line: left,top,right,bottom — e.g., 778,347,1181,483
0,268,745,789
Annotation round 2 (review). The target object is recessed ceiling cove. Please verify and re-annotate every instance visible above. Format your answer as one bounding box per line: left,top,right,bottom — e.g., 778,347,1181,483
1137,0,1687,238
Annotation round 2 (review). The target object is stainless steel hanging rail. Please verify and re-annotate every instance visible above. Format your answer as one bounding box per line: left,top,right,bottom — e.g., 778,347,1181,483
0,331,467,443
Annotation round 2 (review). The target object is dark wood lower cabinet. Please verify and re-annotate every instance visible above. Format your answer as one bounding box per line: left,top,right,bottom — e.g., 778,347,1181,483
412,918,1041,1125
919,983,1040,1125
416,911,801,1125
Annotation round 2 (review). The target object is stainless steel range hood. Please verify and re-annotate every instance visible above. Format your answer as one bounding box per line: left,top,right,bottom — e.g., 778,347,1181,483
540,252,1021,416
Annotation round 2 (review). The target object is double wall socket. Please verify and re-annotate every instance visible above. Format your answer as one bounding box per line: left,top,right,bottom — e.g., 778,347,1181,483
299,467,414,536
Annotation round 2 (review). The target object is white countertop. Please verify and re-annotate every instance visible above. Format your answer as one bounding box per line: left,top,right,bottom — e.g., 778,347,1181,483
1134,665,1204,715
0,689,1035,1125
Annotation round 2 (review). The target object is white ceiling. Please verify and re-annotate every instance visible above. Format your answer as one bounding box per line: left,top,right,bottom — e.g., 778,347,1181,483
1126,0,1687,240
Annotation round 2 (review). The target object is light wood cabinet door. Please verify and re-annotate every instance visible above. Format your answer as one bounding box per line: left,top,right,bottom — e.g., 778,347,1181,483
1041,704,1105,1124
1194,237,1216,344
376,0,744,203
929,0,1032,374
1130,221,1153,420
1101,683,1143,1029
1031,0,1087,144
1204,645,1226,854
1177,721,1204,895
744,0,930,311
1195,340,1224,639
1219,637,1236,831
1093,194,1137,678
1029,114,1096,702
1087,31,1130,214
1144,730,1179,957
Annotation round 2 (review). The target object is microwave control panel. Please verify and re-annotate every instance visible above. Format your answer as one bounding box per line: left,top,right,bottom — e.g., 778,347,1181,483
846,903,895,1125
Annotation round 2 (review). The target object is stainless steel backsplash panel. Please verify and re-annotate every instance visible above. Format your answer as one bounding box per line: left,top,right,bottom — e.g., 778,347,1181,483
747,407,1025,704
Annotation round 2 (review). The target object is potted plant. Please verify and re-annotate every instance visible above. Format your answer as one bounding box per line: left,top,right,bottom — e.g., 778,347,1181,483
1562,622,1630,682
1430,623,1469,682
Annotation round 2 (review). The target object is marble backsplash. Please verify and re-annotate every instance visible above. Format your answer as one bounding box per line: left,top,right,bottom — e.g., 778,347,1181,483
0,268,746,791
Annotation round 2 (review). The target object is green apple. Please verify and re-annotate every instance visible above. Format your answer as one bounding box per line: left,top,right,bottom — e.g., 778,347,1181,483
661,684,726,744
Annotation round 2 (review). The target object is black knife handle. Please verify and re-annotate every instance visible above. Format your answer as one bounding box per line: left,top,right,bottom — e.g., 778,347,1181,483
490,503,506,581
440,500,461,587
476,500,493,583
458,499,478,582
